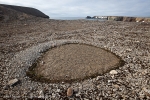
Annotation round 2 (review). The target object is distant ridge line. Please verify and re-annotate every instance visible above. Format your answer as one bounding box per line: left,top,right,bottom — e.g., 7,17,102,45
0,4,49,18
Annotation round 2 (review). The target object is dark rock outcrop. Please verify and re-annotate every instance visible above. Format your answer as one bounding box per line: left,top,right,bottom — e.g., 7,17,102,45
86,16,92,19
0,4,49,18
123,17,136,22
108,16,123,21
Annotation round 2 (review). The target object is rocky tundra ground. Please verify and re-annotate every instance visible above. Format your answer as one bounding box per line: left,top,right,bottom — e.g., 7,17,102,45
0,5,150,100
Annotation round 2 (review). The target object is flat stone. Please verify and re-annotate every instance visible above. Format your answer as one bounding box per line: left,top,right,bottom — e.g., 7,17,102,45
126,48,132,52
8,78,19,86
113,84,120,89
67,87,73,97
110,70,118,75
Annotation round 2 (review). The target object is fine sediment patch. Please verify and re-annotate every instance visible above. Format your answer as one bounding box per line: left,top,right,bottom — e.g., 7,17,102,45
27,43,125,83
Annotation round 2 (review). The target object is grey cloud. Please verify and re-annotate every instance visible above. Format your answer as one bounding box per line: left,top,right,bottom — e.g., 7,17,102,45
0,0,150,17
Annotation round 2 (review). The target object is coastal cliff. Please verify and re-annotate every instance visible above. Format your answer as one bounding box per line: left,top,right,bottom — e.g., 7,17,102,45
107,16,150,22
86,16,150,22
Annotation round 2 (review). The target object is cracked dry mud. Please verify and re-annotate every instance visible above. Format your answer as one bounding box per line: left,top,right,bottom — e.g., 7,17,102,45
0,17,150,99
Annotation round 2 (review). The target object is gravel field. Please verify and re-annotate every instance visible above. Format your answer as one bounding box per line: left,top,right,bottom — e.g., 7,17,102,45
0,17,150,99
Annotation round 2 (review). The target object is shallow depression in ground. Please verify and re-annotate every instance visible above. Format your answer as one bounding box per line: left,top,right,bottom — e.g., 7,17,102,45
29,43,123,83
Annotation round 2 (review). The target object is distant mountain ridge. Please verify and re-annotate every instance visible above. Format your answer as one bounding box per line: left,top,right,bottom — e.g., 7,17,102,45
0,4,49,18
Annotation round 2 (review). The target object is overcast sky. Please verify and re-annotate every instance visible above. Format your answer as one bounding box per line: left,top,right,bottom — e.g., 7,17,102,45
0,0,150,17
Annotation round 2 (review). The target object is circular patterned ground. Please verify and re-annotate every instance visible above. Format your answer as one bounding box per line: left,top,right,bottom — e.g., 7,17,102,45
29,44,124,82
30,43,123,83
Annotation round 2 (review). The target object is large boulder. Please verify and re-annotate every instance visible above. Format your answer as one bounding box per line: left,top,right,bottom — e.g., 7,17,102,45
136,17,145,22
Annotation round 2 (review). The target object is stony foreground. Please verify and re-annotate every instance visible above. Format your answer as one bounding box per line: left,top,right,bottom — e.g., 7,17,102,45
0,18,150,99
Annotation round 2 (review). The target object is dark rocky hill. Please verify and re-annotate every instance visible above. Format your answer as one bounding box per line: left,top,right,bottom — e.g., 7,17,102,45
0,4,49,22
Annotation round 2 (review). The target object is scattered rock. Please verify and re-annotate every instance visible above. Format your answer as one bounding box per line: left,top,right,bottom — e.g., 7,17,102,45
110,70,118,75
67,87,73,97
126,48,132,52
141,69,148,75
73,87,79,93
52,93,56,98
56,89,61,93
113,84,120,89
38,90,45,98
96,76,103,81
143,87,150,97
3,85,9,90
8,78,19,86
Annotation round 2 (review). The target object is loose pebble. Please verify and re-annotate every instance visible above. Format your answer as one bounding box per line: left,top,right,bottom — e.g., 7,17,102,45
110,70,118,75
8,78,19,86
67,87,73,97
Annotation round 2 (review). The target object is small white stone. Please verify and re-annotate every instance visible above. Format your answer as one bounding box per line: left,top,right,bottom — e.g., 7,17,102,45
110,70,118,75
126,48,132,52
52,93,56,98
56,89,60,92
96,76,102,81
62,81,64,84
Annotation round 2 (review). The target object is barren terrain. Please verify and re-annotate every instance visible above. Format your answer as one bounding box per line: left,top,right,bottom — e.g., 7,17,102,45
33,43,122,83
0,9,150,99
